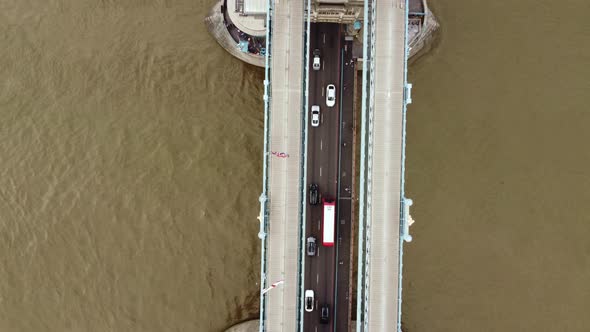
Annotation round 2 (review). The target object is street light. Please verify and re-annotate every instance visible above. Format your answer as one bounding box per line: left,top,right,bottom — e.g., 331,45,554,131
261,280,284,295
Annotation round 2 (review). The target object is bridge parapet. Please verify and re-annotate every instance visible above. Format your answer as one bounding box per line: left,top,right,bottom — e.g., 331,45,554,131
257,0,274,329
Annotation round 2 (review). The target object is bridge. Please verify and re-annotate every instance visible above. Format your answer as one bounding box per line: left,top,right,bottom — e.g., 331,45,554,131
256,0,414,331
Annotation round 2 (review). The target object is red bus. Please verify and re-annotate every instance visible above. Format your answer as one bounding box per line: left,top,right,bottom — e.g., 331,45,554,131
322,198,335,246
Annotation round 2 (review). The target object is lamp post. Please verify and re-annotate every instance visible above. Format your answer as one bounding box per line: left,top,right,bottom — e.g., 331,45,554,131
261,279,284,295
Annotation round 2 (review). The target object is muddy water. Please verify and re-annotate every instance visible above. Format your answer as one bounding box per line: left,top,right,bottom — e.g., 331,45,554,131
3,0,588,331
0,1,263,331
404,1,590,331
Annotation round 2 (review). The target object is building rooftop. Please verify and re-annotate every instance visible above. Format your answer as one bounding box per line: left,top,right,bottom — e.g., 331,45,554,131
243,0,266,15
227,0,266,37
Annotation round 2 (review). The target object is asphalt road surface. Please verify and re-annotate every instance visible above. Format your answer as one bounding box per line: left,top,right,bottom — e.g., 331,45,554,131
303,22,356,332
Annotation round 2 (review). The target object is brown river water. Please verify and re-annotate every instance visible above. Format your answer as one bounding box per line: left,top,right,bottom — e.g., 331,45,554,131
0,0,588,331
0,1,263,331
404,1,590,331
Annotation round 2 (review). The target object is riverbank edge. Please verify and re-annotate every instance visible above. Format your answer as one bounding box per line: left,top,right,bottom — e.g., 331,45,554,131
224,320,259,332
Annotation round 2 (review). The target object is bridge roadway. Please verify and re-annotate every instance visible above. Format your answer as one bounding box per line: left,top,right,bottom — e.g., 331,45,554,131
262,0,408,330
303,23,355,332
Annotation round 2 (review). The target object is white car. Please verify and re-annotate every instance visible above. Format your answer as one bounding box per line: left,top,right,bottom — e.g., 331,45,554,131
312,49,321,70
311,105,320,127
304,290,315,312
326,84,336,107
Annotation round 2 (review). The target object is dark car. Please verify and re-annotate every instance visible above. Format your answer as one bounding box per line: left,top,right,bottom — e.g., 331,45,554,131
320,305,329,324
309,184,319,205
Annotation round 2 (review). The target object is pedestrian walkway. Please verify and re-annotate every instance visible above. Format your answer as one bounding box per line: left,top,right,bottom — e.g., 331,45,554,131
263,0,305,330
363,0,407,330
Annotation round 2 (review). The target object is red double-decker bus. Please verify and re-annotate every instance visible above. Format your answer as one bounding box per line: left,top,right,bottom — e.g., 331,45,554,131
322,198,335,246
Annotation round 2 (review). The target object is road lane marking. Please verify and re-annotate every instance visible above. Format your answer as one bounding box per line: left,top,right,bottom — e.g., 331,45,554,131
320,139,323,150
323,33,326,44
317,274,319,284
319,167,322,177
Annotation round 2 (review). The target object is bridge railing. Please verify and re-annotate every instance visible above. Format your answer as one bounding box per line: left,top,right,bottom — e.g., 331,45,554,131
258,0,274,329
356,0,376,329
398,0,412,330
297,0,313,329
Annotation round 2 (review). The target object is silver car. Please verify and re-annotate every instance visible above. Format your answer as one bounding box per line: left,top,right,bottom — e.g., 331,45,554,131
311,105,320,127
306,237,317,256
326,84,336,107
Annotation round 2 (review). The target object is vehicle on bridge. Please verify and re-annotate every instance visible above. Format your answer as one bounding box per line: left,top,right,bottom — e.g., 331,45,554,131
312,49,321,71
320,305,329,324
326,84,336,107
304,290,315,312
309,183,319,205
322,198,335,246
306,237,316,256
310,105,320,127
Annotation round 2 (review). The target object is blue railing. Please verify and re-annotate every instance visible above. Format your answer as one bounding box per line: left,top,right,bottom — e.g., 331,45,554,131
297,0,313,330
356,0,376,329
258,0,274,330
398,1,412,330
